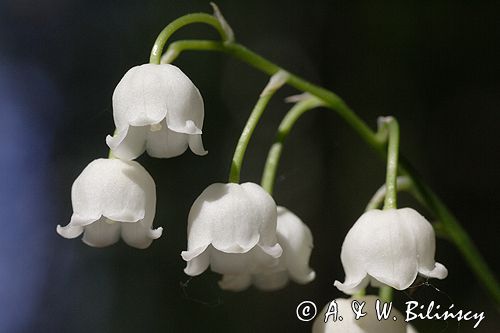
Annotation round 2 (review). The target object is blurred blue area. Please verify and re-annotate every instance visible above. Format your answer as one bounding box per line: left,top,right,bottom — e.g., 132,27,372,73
0,62,60,331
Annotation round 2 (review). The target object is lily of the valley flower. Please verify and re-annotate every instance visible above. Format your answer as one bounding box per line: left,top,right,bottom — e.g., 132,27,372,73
181,182,283,276
56,158,162,249
312,296,408,333
334,208,447,294
219,206,315,291
106,64,207,160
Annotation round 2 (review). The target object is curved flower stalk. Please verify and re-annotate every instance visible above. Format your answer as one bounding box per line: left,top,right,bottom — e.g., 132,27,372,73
56,158,162,249
219,206,315,291
334,208,447,294
181,182,283,276
312,295,408,333
106,64,207,160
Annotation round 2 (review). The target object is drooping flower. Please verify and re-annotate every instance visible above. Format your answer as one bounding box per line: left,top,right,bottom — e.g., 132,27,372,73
334,208,447,294
312,296,407,333
181,182,282,276
219,206,315,291
106,64,207,160
56,158,162,249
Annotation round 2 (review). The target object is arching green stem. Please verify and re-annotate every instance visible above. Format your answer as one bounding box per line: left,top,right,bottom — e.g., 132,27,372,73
260,96,323,194
149,14,229,64
228,71,289,183
156,38,499,306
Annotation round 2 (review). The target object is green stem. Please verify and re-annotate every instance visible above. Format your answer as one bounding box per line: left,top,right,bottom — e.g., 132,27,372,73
354,288,366,298
379,117,400,210
366,176,414,211
379,285,394,303
160,38,500,306
149,14,228,64
228,71,288,183
366,174,452,239
260,97,323,194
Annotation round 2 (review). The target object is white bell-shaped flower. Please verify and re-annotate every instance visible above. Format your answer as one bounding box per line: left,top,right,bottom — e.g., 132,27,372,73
312,296,407,333
181,182,283,276
334,208,447,294
106,64,207,160
56,158,162,249
219,206,315,291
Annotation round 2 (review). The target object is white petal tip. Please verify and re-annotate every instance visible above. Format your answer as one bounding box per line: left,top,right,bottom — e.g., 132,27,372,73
188,133,207,156
195,149,208,156
333,280,359,295
421,262,448,280
105,134,113,145
105,132,122,150
149,227,163,239
260,243,283,258
56,224,83,239
183,260,206,277
167,121,202,135
180,251,191,261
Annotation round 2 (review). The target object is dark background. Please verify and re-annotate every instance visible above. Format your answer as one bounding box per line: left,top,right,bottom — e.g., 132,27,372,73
0,0,498,332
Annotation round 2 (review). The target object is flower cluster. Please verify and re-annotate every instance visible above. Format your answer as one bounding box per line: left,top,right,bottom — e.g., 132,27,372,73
58,63,205,248
181,183,315,291
56,13,454,332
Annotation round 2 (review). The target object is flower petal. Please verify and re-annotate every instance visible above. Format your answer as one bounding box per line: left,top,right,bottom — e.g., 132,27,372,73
112,64,171,129
363,210,418,290
145,120,189,158
218,274,252,291
184,247,210,276
258,243,283,259
56,224,84,239
58,159,159,247
337,209,419,292
240,182,279,247
106,126,148,161
82,217,121,247
398,208,448,280
188,133,208,156
276,207,315,284
121,221,163,249
181,245,209,262
160,65,204,135
209,246,279,275
186,183,261,254
334,275,371,295
71,159,153,223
